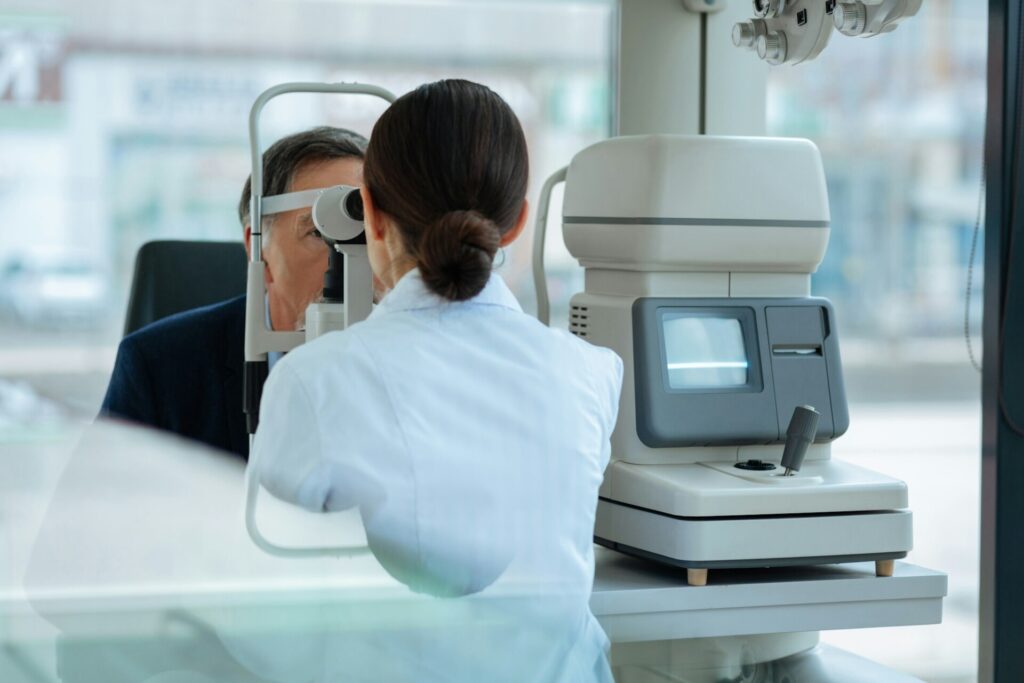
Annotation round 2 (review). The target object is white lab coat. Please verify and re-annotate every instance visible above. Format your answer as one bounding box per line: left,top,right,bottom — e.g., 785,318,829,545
249,269,623,682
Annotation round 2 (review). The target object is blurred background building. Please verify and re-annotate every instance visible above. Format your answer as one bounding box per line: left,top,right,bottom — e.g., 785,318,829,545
0,0,985,680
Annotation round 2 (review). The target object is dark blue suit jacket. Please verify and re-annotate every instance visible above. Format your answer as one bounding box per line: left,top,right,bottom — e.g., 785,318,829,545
100,295,249,459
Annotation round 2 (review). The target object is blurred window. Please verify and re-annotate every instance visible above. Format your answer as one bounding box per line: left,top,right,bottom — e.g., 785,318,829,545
766,0,985,679
0,0,615,414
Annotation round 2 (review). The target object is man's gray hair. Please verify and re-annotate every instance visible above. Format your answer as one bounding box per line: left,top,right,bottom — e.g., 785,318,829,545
238,126,369,228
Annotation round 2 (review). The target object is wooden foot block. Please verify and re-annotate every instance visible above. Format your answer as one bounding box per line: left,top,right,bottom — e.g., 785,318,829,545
687,568,708,586
875,560,895,577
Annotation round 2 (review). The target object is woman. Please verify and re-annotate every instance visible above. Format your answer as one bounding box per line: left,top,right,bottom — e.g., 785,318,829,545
251,79,622,681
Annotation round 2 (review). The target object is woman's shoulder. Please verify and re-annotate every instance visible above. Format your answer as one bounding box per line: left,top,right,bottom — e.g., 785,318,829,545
270,325,375,389
547,328,623,406
542,325,622,372
527,323,623,406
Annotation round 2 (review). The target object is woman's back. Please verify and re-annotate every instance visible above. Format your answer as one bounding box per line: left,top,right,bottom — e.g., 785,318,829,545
250,77,623,681
267,270,619,585
254,272,621,680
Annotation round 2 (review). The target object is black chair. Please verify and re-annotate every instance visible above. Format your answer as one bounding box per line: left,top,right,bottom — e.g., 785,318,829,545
124,240,247,336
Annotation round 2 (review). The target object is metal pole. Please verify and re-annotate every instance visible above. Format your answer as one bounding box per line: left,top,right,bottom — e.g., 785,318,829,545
617,0,703,136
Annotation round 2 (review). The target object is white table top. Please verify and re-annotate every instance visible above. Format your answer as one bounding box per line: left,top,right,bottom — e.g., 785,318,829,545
593,550,945,642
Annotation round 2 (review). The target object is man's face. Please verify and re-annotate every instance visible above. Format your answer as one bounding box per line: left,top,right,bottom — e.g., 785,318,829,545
248,157,362,331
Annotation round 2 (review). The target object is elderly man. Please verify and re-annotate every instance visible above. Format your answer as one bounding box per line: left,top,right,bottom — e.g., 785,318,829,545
101,126,367,458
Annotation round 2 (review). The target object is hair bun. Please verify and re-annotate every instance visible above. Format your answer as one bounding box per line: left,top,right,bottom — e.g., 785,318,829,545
417,210,500,302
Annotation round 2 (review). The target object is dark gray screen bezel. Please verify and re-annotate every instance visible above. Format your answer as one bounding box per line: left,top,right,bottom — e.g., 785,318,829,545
633,297,848,447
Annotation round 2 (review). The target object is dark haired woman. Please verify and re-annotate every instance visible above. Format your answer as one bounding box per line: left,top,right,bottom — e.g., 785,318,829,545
250,79,622,681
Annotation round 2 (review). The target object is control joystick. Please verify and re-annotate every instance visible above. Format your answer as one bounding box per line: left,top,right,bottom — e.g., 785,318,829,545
781,405,820,476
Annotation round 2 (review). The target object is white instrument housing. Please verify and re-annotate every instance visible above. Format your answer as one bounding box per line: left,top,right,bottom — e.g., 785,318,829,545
557,134,912,570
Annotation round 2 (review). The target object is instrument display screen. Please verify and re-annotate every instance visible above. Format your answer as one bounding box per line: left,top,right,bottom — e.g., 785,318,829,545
661,314,750,390
634,298,846,446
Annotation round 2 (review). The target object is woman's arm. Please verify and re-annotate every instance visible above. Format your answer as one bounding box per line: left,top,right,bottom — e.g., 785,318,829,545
247,336,387,513
592,348,624,469
248,362,331,511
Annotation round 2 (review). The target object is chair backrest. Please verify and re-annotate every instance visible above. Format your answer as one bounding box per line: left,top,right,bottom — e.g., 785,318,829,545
124,240,248,336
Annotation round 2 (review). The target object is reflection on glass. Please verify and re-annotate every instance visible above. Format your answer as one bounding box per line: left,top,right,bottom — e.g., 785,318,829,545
662,315,748,389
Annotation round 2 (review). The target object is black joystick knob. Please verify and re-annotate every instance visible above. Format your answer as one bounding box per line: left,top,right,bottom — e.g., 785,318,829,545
781,405,821,476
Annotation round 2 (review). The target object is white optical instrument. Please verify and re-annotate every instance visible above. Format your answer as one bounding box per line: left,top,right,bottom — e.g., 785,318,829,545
243,82,396,559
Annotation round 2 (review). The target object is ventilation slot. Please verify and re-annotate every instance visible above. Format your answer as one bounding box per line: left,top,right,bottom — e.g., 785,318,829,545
570,305,589,338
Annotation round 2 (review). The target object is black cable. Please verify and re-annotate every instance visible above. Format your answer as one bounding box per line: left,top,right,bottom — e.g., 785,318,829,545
965,172,985,373
996,0,1024,437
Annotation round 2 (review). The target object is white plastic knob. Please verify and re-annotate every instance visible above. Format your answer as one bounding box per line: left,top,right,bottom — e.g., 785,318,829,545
834,2,868,34
732,22,756,48
756,31,787,64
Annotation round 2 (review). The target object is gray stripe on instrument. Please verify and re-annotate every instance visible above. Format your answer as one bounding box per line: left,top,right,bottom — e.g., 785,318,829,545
563,216,830,228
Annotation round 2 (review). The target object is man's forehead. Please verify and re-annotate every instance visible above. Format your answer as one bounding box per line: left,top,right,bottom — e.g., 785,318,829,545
288,157,363,193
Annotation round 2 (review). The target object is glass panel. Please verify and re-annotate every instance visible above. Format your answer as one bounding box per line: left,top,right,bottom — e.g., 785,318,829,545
0,3,617,681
